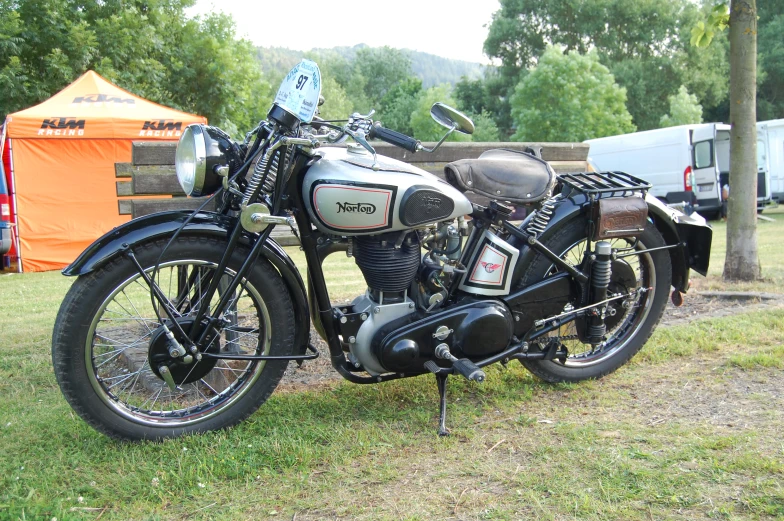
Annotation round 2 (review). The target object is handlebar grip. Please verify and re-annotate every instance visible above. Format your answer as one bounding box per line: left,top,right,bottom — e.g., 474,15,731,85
368,123,419,153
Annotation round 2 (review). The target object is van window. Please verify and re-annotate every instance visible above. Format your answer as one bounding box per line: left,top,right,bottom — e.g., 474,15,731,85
757,139,767,170
693,140,714,169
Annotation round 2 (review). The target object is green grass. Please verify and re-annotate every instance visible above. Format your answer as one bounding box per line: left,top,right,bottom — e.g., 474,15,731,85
1,212,783,520
698,205,784,293
2,305,781,520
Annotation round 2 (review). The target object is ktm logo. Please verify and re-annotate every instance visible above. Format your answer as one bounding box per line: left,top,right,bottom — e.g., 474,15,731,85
480,262,502,273
72,94,135,104
140,120,183,137
38,118,86,136
40,118,85,129
142,120,182,131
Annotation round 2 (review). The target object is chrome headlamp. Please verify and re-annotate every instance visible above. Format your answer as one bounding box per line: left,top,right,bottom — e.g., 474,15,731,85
175,124,239,197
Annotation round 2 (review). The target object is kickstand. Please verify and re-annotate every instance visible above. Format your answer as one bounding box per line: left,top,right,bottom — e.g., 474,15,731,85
436,373,449,437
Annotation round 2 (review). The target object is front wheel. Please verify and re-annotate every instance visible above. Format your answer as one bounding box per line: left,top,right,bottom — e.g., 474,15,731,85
52,236,296,441
518,219,672,383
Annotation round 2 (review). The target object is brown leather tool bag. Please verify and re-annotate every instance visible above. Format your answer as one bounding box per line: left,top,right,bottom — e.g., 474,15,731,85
592,196,648,241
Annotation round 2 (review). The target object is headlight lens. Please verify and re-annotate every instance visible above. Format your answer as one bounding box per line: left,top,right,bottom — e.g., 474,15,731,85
175,125,206,196
175,124,240,197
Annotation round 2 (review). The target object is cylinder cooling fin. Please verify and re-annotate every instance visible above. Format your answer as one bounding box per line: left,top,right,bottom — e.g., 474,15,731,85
354,232,420,292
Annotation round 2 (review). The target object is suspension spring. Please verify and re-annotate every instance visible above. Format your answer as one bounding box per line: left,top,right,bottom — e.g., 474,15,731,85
588,241,613,343
242,149,280,207
525,197,557,237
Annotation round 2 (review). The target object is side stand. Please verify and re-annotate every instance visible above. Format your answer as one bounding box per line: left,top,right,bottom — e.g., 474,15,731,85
436,373,449,437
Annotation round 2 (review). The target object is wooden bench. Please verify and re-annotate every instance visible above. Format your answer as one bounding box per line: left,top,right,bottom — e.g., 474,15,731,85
116,141,590,245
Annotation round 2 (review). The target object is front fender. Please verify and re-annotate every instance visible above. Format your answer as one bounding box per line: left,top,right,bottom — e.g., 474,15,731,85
509,193,712,292
63,210,311,352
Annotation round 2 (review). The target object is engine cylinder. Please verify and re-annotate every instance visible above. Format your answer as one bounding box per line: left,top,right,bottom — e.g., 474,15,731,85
354,232,420,293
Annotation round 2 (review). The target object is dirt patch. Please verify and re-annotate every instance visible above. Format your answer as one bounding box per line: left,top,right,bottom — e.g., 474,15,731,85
279,292,784,391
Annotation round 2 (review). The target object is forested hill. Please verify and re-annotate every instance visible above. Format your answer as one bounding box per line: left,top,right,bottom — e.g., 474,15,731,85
256,44,485,87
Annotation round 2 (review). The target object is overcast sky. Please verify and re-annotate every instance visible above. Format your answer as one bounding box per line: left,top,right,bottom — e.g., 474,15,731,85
188,0,500,64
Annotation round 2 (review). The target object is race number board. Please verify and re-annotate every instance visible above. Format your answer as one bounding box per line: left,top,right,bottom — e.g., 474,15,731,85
273,59,322,124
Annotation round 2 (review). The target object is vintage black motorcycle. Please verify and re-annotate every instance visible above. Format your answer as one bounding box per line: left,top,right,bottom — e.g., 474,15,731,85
52,60,712,440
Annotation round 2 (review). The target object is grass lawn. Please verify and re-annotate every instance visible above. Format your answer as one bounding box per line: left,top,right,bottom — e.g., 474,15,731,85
696,205,784,294
0,212,782,520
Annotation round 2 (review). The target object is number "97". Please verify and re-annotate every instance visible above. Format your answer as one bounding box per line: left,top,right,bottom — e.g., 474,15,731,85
296,75,309,90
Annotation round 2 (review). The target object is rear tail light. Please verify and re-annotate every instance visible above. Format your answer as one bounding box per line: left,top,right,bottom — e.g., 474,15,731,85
684,166,694,192
0,194,9,221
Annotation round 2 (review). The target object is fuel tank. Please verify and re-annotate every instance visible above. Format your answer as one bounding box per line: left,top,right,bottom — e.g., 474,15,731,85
303,146,472,235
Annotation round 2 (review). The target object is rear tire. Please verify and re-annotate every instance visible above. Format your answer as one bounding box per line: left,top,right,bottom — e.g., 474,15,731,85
52,236,296,441
518,219,671,383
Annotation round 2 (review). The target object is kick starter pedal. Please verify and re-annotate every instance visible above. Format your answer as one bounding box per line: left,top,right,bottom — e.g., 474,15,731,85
433,344,486,383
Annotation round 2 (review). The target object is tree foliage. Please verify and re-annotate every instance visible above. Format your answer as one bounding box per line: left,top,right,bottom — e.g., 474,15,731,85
660,85,703,127
259,44,483,90
510,47,635,142
377,77,422,135
757,1,784,120
317,77,354,122
410,84,469,142
0,0,271,132
482,0,730,134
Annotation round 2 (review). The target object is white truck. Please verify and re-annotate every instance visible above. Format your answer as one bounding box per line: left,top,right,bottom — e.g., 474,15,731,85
585,123,771,219
757,118,784,204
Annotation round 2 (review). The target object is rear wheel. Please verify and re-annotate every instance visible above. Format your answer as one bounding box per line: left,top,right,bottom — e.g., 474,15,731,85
518,219,671,383
52,236,296,441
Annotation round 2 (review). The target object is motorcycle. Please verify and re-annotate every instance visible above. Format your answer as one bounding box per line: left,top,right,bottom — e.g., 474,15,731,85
52,60,713,440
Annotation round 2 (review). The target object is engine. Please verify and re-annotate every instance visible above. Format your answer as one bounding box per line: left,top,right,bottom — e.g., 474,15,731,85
341,218,515,376
354,232,420,302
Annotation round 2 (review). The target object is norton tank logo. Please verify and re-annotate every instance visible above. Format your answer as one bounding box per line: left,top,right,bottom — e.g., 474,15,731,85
481,262,502,273
335,202,377,214
38,118,86,136
423,196,442,208
72,94,135,105
140,120,183,137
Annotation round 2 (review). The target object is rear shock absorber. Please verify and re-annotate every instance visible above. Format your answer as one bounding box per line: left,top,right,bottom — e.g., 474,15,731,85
525,197,557,237
588,241,612,344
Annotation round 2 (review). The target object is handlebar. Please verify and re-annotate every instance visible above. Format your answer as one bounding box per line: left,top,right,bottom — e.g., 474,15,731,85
368,123,420,154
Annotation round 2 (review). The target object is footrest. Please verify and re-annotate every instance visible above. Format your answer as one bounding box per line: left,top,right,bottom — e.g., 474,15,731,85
452,359,486,383
424,360,449,375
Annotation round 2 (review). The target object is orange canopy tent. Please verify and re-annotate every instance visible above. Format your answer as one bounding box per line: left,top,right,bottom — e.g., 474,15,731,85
3,71,206,272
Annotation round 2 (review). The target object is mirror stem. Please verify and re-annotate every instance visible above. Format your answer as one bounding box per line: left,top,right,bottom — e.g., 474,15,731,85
417,124,456,153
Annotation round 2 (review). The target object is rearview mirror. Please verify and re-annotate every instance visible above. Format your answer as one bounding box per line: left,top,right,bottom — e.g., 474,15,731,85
430,103,475,135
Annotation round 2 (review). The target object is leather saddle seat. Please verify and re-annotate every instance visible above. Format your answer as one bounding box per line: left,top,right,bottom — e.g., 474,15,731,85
444,148,556,204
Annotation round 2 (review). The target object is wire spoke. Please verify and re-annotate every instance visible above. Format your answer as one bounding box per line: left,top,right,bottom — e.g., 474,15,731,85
85,257,270,424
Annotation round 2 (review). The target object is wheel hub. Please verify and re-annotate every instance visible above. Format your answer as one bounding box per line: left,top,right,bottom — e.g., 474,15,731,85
604,260,639,331
148,318,221,385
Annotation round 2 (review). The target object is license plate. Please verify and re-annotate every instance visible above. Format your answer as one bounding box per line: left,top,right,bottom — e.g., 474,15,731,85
698,184,714,192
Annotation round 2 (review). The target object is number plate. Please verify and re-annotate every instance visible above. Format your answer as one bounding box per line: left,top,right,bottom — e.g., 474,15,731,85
698,184,714,192
273,59,321,123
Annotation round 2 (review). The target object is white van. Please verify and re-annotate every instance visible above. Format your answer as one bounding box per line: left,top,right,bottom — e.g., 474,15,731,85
757,119,784,203
585,123,771,219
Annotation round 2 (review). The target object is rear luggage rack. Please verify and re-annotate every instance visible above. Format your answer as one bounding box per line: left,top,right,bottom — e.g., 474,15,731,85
558,171,651,197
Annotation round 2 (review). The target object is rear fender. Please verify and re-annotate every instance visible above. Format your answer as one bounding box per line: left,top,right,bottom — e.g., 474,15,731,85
63,210,311,352
508,193,711,292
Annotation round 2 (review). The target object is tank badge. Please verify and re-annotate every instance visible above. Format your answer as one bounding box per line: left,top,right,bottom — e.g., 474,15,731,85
310,181,397,232
458,229,520,296
336,202,377,214
481,262,502,273
422,196,442,209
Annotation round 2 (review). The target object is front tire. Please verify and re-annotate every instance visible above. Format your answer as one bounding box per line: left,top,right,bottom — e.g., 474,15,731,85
518,219,671,383
52,236,296,441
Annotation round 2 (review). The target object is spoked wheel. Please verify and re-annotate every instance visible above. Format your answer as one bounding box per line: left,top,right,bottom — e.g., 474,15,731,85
518,220,671,383
52,236,296,440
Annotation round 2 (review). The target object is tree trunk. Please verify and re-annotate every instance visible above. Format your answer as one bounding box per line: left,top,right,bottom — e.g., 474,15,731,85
723,0,761,281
